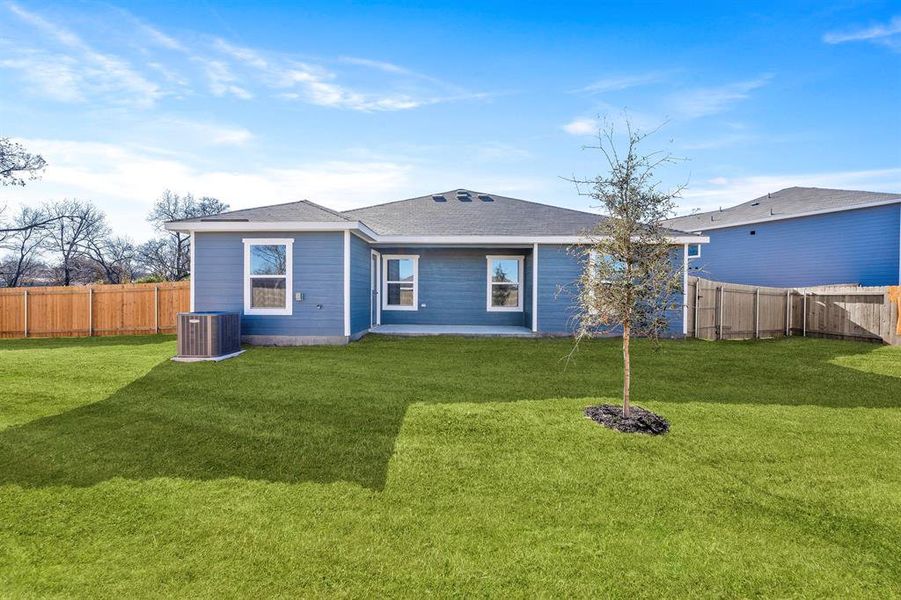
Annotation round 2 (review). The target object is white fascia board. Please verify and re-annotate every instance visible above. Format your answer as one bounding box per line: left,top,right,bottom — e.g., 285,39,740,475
373,235,708,245
168,222,707,245
165,221,364,233
670,198,901,233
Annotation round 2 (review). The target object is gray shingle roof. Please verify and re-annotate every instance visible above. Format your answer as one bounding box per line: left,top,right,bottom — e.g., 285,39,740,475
341,189,605,236
664,187,901,232
172,199,351,223
168,188,703,239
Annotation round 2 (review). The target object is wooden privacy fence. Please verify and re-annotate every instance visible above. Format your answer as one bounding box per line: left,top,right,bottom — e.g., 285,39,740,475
0,282,189,339
686,277,900,345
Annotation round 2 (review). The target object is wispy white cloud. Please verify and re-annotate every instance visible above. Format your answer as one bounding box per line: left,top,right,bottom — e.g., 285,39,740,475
211,38,484,111
676,167,901,214
823,16,901,51
667,75,772,119
6,138,414,238
562,117,599,135
0,4,484,112
4,2,162,107
339,56,411,75
194,57,253,99
573,71,670,94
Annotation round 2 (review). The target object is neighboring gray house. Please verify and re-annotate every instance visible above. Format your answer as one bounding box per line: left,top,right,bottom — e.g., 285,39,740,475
166,189,704,344
665,187,901,288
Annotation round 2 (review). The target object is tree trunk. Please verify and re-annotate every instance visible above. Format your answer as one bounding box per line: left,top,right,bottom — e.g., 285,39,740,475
622,321,631,418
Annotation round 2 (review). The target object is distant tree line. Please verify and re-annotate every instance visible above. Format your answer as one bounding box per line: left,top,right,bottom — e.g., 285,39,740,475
0,137,228,287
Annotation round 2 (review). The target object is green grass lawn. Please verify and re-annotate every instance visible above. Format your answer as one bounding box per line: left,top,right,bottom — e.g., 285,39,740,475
0,334,899,598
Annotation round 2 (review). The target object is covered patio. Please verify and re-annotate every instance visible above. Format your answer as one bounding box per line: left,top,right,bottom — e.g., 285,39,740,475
369,324,534,337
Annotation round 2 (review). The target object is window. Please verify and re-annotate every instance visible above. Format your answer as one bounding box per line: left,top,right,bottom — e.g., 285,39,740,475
243,238,293,315
383,255,418,310
487,255,524,311
687,243,701,259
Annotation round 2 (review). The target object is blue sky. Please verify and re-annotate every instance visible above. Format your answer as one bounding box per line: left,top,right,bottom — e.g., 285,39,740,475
1,1,899,239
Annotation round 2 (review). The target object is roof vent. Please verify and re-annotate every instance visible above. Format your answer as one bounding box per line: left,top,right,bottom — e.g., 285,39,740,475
432,195,447,202
750,201,760,206
769,208,775,216
478,194,493,202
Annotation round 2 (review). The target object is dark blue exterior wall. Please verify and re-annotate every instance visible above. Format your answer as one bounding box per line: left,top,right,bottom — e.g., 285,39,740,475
536,245,582,334
377,247,531,327
193,231,344,337
690,204,900,287
536,245,686,336
193,234,689,339
349,234,371,335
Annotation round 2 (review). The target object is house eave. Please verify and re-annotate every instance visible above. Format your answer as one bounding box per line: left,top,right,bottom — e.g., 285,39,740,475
165,220,378,241
669,197,901,233
165,222,706,245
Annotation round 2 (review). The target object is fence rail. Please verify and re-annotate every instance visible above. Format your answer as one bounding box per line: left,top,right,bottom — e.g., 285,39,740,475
0,282,190,339
687,277,900,345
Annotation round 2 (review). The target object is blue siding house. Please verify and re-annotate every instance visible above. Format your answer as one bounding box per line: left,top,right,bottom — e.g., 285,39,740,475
665,187,901,288
169,190,704,345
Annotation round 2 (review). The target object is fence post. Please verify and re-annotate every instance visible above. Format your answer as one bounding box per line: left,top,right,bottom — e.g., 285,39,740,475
88,287,93,337
717,286,724,340
23,288,28,338
155,285,160,334
785,290,791,337
754,288,760,339
693,279,700,338
802,293,807,337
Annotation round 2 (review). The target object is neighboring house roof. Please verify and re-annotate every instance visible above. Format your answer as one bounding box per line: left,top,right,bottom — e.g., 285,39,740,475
665,186,901,232
169,199,351,224
165,188,706,242
341,189,604,236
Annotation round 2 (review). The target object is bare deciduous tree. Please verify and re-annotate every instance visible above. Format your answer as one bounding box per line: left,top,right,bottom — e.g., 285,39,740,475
145,190,228,281
86,235,138,284
0,207,49,287
136,237,176,281
0,137,46,187
567,122,684,418
44,199,109,286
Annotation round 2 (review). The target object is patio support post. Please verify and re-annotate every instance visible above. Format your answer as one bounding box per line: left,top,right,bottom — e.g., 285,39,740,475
531,243,538,332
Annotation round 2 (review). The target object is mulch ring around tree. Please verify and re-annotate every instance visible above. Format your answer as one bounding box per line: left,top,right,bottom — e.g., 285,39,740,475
584,404,669,435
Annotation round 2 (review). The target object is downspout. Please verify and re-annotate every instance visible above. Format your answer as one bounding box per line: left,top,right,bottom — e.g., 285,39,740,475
682,243,689,336
343,230,351,337
532,243,539,332
189,230,196,312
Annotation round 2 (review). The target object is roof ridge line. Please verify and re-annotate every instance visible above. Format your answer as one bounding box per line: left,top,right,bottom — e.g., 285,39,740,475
341,189,604,218
300,199,352,221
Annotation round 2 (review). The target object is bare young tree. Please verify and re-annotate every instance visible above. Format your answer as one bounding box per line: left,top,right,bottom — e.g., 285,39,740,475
0,138,47,186
0,207,50,287
146,190,228,281
568,122,684,419
43,199,109,286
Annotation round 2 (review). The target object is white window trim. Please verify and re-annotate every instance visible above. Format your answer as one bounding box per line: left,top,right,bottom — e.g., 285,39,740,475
486,255,524,312
243,238,294,316
687,243,701,259
382,254,419,311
